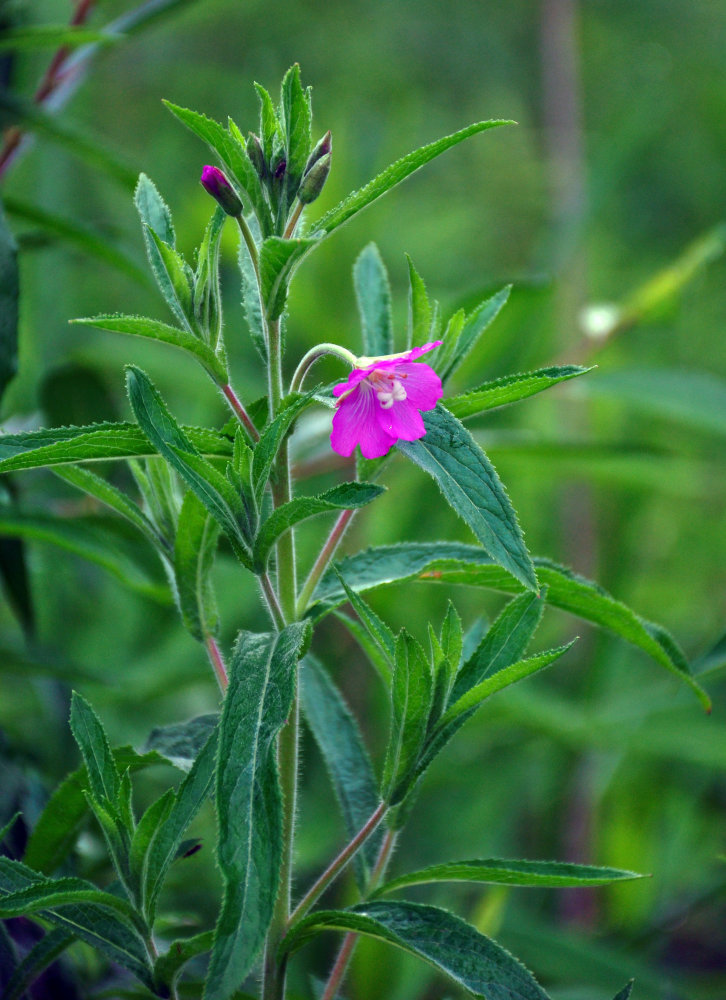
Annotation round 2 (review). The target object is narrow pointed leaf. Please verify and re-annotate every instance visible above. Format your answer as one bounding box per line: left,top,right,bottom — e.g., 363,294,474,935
53,464,159,544
446,366,593,420
259,236,317,321
206,622,310,999
397,405,538,592
281,64,312,208
135,173,175,246
0,421,232,473
312,120,514,237
253,482,384,570
238,223,266,361
145,714,220,771
383,631,434,804
69,692,119,805
354,243,394,356
154,931,214,996
310,541,710,709
373,858,645,897
0,876,141,926
252,392,314,501
300,655,383,890
331,609,394,687
127,366,252,564
174,491,221,641
612,982,634,1000
434,285,511,382
282,900,552,1000
335,570,395,681
73,314,227,381
406,254,432,348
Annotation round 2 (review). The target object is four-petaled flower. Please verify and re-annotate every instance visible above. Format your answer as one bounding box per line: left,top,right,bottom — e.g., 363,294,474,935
330,342,443,459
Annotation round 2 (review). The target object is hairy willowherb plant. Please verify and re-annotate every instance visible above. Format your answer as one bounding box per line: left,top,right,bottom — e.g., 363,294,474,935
0,66,709,1000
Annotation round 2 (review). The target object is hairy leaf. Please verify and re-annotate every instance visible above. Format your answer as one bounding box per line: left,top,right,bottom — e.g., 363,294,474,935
446,365,593,420
383,631,434,804
433,285,511,383
354,243,394,356
145,714,220,771
174,491,221,641
69,693,119,806
259,236,317,321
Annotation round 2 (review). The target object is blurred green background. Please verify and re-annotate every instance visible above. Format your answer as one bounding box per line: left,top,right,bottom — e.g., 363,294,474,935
1,1,725,997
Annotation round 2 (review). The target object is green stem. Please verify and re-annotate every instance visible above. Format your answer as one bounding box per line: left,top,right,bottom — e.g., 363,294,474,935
296,507,357,617
260,571,286,630
288,802,387,928
289,342,357,394
283,200,305,239
235,212,261,287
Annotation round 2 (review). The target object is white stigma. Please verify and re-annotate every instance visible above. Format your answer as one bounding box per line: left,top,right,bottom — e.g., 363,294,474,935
375,378,407,409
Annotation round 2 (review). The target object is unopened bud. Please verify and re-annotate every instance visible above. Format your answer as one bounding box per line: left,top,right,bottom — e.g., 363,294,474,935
297,151,331,204
200,165,243,216
304,130,331,174
272,156,287,181
246,133,266,179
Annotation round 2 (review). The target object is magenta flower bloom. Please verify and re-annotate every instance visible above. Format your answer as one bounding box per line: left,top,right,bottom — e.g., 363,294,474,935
331,341,443,459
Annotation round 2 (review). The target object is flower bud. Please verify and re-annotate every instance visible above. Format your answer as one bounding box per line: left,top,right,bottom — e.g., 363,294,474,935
246,133,267,179
272,155,287,180
297,151,331,204
304,130,331,175
200,165,243,216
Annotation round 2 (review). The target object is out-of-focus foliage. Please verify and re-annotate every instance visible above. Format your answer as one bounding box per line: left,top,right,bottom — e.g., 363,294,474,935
1,1,725,998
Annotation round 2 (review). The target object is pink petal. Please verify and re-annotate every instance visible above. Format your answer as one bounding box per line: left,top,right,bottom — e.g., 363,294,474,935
377,397,426,442
402,340,442,362
333,367,370,397
331,384,397,458
394,361,443,411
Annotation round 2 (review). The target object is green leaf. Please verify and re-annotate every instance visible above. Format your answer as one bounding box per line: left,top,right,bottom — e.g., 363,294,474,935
0,421,232,473
0,510,168,601
312,120,514,237
252,392,314,501
0,205,18,403
163,102,271,232
2,928,74,1000
0,858,153,988
397,405,538,592
281,900,552,1000
612,982,635,1000
310,542,710,709
53,463,160,545
194,207,225,348
253,482,384,570
354,243,394,356
69,693,119,806
446,365,593,420
238,222,267,361
0,25,121,50
585,368,726,437
406,255,432,348
0,875,141,926
154,931,214,996
373,858,645,897
129,790,175,907
126,366,252,565
174,491,221,641
259,236,317,321
331,609,394,688
145,714,220,771
299,655,383,889
146,227,197,333
72,314,227,381
280,64,312,209
4,196,149,287
450,590,545,704
144,725,218,922
383,631,434,805
334,571,395,683
433,285,511,382
207,622,311,999
135,173,175,247
255,83,282,164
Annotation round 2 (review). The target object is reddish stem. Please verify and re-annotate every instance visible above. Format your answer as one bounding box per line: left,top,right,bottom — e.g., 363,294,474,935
204,634,228,691
221,382,260,441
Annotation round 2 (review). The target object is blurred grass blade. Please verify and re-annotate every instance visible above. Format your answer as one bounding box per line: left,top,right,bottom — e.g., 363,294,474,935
207,622,310,999
446,365,592,420
300,655,383,890
282,900,553,999
373,858,645,896
397,406,538,592
0,205,18,403
0,26,122,51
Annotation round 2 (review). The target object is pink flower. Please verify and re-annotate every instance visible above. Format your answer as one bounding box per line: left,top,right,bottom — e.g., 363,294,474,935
330,342,443,459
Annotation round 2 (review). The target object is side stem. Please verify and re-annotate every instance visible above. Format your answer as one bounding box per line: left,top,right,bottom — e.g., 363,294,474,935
296,507,357,617
204,634,228,691
220,382,259,441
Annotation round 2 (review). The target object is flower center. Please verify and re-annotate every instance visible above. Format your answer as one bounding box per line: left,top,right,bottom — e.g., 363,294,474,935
368,370,407,409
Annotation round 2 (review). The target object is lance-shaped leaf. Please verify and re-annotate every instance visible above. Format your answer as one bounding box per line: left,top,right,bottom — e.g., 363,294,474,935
163,102,271,232
311,120,514,238
259,236,317,321
612,982,634,1000
383,631,434,805
0,875,142,927
253,482,384,570
72,314,227,382
334,570,395,683
280,64,312,210
0,421,232,473
239,221,267,361
432,285,511,383
154,931,214,997
0,205,18,404
310,541,710,709
146,714,220,771
406,255,433,348
206,622,310,999
281,900,552,1000
69,692,119,806
397,406,538,592
2,928,74,1000
0,858,153,988
53,465,160,545
373,858,645,897
354,243,394,356
300,655,383,890
135,172,175,245
194,206,226,349
127,366,252,565
174,491,221,642
446,365,593,420
450,590,545,704
252,391,314,501
146,227,197,333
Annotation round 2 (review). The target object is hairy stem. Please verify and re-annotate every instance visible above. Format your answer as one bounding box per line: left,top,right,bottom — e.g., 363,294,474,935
235,213,261,286
283,200,305,239
204,634,228,691
220,381,259,441
288,802,387,927
296,507,357,616
260,571,286,630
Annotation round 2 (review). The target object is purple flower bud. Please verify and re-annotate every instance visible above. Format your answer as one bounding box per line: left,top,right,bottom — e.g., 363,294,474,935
304,130,331,175
200,165,243,217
